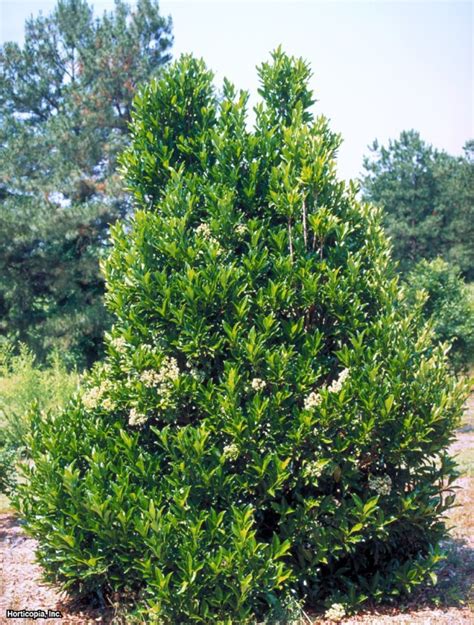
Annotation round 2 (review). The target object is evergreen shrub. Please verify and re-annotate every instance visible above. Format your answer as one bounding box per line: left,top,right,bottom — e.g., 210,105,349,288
15,51,467,623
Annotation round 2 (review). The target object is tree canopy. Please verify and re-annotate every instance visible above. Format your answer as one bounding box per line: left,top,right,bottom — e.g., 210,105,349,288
0,0,173,366
361,130,473,278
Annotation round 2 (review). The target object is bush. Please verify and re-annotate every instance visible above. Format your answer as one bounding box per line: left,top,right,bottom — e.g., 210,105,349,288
405,258,474,372
0,429,16,495
15,51,467,623
0,340,80,450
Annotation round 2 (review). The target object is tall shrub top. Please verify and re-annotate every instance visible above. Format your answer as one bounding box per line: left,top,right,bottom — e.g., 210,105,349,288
103,51,395,417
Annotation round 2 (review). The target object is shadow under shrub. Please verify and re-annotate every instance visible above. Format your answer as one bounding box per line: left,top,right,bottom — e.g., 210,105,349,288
15,50,468,623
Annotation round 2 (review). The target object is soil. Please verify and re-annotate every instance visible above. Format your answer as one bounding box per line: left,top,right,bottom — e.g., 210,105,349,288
1,397,473,625
0,513,108,624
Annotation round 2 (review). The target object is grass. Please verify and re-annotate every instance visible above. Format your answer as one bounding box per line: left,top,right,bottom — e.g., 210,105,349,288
0,342,80,506
0,342,80,441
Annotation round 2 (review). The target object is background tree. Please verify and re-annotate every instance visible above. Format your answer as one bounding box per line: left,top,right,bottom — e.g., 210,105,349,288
0,0,172,367
405,258,474,372
360,130,474,278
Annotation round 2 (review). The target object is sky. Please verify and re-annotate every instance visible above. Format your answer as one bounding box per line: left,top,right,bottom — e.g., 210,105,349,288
0,0,472,180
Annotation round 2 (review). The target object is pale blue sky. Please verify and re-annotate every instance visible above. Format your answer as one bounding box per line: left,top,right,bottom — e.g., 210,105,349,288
1,0,472,180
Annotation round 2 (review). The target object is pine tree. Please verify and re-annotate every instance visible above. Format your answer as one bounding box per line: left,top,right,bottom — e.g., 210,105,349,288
361,130,474,278
0,0,172,366
16,51,466,623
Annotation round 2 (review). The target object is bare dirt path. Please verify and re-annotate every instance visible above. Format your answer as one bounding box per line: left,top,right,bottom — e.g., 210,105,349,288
0,513,107,624
1,397,473,624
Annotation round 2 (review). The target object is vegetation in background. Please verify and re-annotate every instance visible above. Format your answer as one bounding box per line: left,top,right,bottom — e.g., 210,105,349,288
0,340,80,494
361,131,473,278
0,340,80,447
0,0,172,368
0,428,16,495
15,51,468,623
405,259,474,373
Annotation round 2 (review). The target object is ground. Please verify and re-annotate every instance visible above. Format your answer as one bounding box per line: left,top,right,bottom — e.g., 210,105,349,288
1,396,473,625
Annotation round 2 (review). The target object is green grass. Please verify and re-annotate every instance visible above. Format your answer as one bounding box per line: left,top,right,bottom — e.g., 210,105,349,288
0,342,80,444
0,341,80,502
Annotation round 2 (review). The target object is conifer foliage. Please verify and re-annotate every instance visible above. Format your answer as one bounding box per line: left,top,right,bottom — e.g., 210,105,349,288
361,131,474,278
0,0,172,365
16,51,466,622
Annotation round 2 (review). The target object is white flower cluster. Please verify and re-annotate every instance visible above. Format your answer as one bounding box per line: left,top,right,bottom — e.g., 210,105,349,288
128,407,147,427
251,377,267,391
235,223,247,236
140,369,161,387
82,380,115,411
82,386,102,410
137,357,180,416
162,356,180,380
140,357,180,388
223,443,239,461
304,391,322,410
195,223,222,255
324,603,346,622
304,368,350,411
101,397,115,411
110,336,127,352
328,368,350,393
368,474,392,496
303,460,324,481
195,223,212,239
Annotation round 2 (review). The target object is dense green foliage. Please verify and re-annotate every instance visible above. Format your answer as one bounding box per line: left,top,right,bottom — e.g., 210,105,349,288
361,131,474,278
16,52,467,623
405,259,474,372
0,0,172,367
